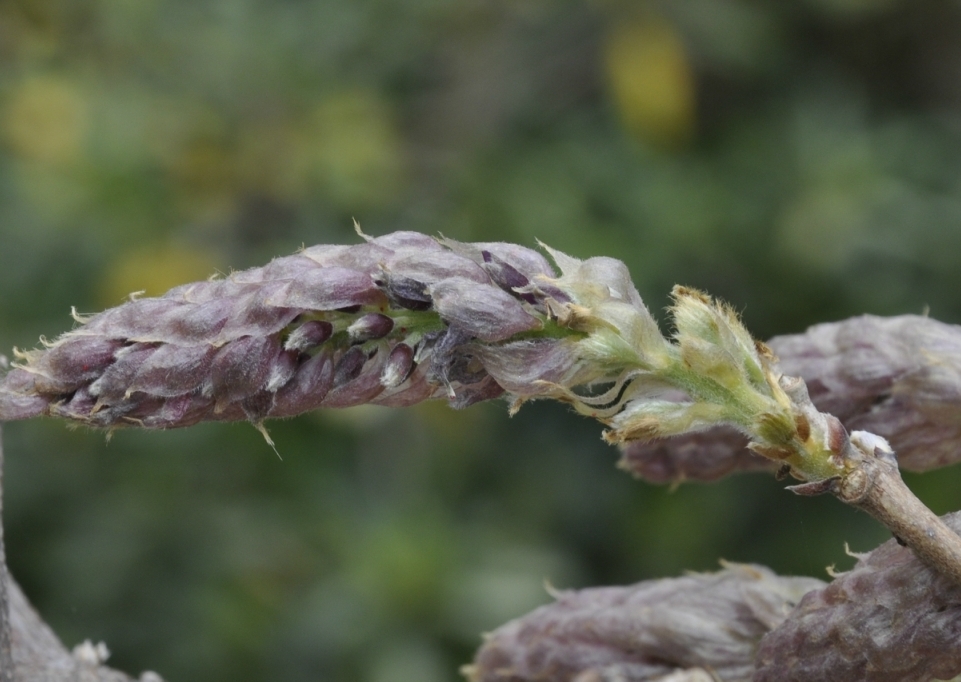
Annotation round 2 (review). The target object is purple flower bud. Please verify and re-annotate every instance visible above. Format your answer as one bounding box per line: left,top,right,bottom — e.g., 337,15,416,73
373,272,432,311
448,375,504,409
128,343,218,398
425,327,474,395
0,369,47,420
284,321,333,352
468,339,581,397
371,231,443,251
143,394,215,429
430,277,540,342
322,347,386,407
256,254,319,281
265,349,299,393
219,281,300,340
380,343,414,388
112,395,167,426
374,366,439,407
163,299,232,344
0,366,37,394
332,347,367,387
32,337,123,393
532,282,571,304
347,313,394,343
442,239,556,280
301,242,393,275
271,352,334,416
81,299,187,340
446,353,486,385
241,390,274,423
278,267,385,311
209,336,281,409
386,251,488,286
0,382,48,422
50,386,97,421
482,251,535,303
165,279,255,303
89,343,158,402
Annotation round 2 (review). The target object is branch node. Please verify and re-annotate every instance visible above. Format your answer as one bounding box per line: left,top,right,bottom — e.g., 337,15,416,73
787,477,840,497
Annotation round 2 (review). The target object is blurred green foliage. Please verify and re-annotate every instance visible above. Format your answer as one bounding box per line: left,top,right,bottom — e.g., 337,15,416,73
3,0,961,680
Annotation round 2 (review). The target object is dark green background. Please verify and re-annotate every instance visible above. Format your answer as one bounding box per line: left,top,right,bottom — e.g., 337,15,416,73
2,1,961,680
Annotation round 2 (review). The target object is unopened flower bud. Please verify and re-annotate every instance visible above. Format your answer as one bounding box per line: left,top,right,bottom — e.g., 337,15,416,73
31,337,124,393
333,347,367,387
374,271,432,311
429,277,540,342
265,350,299,393
284,320,333,352
381,344,414,388
481,251,535,303
209,337,280,409
271,353,334,416
88,344,157,402
347,313,394,343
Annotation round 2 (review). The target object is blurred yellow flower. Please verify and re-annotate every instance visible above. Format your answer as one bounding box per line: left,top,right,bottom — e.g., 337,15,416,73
604,17,696,149
2,74,90,166
98,243,219,306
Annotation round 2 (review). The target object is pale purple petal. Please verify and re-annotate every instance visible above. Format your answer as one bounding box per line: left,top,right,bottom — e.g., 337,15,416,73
430,277,540,342
129,344,217,397
209,336,281,407
277,267,384,311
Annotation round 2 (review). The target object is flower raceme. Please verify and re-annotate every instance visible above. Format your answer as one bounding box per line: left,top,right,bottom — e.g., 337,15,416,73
0,231,637,429
467,511,961,682
0,230,847,483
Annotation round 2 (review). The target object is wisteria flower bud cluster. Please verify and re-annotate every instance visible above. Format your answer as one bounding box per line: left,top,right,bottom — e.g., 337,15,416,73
465,563,823,682
0,230,664,432
468,511,961,682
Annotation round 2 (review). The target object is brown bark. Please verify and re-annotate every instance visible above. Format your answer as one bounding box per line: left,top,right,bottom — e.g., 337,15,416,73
790,431,961,590
1,426,13,682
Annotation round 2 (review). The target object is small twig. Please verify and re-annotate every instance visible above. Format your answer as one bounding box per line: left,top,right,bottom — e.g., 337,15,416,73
848,462,961,586
0,423,13,682
792,431,961,586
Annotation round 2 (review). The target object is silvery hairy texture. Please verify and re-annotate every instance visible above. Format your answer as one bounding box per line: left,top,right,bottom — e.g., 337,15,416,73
0,231,644,430
754,510,961,682
620,314,961,482
466,563,824,682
